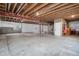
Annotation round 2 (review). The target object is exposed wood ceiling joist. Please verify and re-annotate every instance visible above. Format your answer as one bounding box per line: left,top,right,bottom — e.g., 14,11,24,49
34,4,69,17
11,3,18,22
5,3,8,11
0,5,5,8
0,3,79,23
8,3,11,12
12,3,17,13
51,4,79,16
0,11,32,20
17,4,27,15
38,4,78,18
0,8,5,11
26,3,48,16
22,3,37,15
30,3,60,16
15,3,24,14
38,4,79,21
58,6,79,19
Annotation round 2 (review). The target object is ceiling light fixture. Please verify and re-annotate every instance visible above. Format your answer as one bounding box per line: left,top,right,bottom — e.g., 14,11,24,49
71,15,75,18
36,12,39,16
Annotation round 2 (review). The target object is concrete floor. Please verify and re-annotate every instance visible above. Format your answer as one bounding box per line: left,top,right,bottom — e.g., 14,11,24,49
0,33,79,56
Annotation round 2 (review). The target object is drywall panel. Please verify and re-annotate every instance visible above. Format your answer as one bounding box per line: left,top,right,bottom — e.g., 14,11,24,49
22,23,49,33
22,23,40,33
0,18,21,29
0,21,21,29
42,25,48,33
0,20,49,34
0,21,21,33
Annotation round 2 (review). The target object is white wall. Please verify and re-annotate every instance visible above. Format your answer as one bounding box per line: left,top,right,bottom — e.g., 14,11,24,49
0,20,49,34
42,25,48,33
0,21,21,31
69,21,79,31
22,23,49,33
22,23,40,33
48,24,54,33
54,18,63,36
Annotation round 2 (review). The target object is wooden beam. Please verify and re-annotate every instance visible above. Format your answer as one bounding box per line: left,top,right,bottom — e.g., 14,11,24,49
8,3,11,12
0,11,34,20
36,4,78,18
4,3,8,11
35,4,68,17
0,11,39,23
46,4,78,15
0,4,6,11
0,5,5,8
11,3,17,22
31,3,59,16
17,4,27,15
12,3,17,13
37,4,79,21
49,4,78,15
52,5,79,19
8,3,12,21
15,3,24,14
0,8,5,11
26,3,48,15
22,3,37,15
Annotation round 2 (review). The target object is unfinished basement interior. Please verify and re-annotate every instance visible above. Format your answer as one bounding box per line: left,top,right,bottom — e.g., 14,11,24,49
0,3,79,56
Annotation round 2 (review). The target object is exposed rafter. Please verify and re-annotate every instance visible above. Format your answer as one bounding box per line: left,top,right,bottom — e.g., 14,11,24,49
36,4,78,18
17,4,27,15
51,5,79,19
0,11,40,23
8,3,11,12
36,4,79,21
0,11,34,20
15,3,24,14
31,3,60,16
26,3,48,16
0,5,5,8
0,3,79,22
12,3,17,13
0,8,5,11
4,3,8,12
11,3,18,22
22,3,37,15
0,4,6,12
34,4,68,17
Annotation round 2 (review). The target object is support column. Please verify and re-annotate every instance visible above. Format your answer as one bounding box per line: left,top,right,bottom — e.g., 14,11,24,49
54,18,65,36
